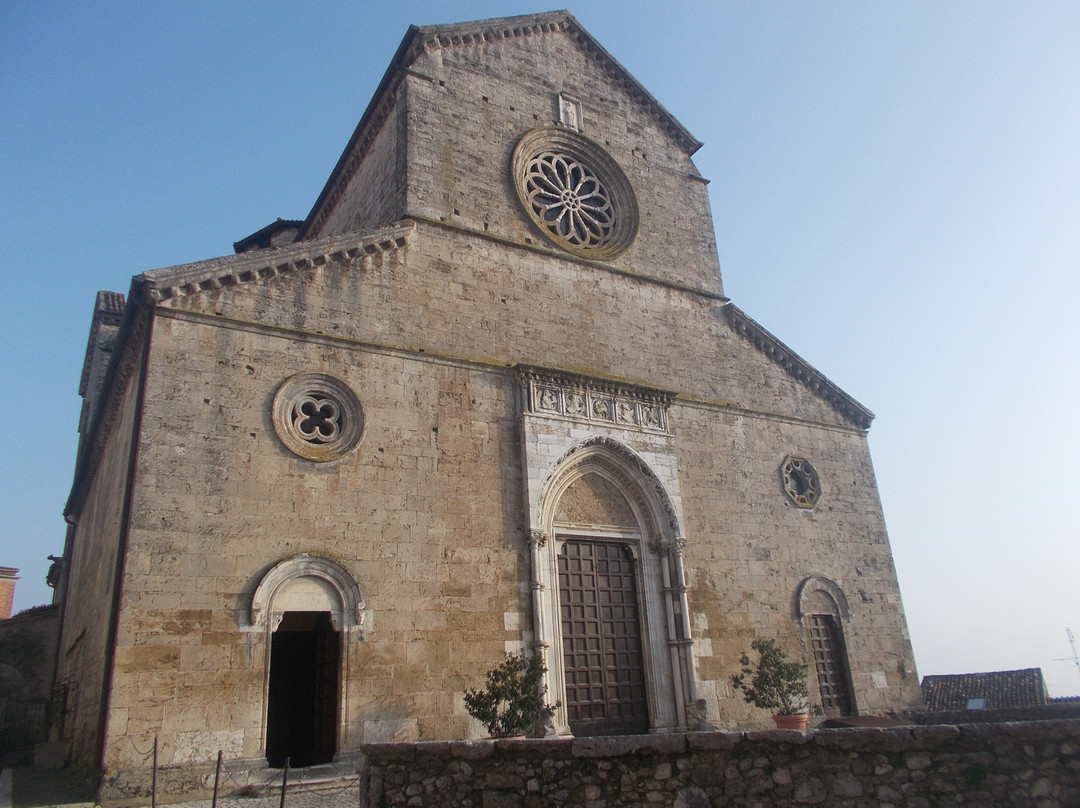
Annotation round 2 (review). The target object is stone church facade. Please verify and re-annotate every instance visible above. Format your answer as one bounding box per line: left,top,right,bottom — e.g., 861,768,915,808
55,11,921,799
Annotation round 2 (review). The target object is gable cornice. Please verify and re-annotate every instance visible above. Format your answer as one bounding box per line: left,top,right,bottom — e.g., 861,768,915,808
299,11,702,240
78,290,125,397
65,301,150,520
725,303,874,430
412,12,701,154
139,221,414,304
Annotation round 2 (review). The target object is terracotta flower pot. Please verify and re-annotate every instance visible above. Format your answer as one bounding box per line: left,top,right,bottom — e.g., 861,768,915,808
772,713,809,730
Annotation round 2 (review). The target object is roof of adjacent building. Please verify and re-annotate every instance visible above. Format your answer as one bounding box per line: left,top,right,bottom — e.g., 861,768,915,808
921,668,1049,711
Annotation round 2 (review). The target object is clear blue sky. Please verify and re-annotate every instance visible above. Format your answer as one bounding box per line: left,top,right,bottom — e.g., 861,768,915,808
3,1,1079,695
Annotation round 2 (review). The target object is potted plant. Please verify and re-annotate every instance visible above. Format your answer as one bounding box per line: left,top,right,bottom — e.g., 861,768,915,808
730,638,811,729
464,651,559,738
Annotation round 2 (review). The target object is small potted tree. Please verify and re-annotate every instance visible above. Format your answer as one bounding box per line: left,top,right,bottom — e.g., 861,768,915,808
464,651,558,738
731,638,811,729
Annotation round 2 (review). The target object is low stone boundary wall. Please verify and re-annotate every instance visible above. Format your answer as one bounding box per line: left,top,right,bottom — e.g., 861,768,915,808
361,720,1080,807
906,703,1080,725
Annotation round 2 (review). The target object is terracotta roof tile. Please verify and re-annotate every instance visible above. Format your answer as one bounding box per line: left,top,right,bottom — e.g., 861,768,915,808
921,668,1048,711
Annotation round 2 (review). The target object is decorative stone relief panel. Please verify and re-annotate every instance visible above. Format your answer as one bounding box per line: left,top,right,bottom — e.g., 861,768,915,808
558,92,583,132
519,366,671,435
554,472,637,528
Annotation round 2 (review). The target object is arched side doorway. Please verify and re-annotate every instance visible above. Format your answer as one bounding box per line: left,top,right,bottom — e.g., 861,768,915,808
531,437,701,736
248,554,365,767
796,576,856,718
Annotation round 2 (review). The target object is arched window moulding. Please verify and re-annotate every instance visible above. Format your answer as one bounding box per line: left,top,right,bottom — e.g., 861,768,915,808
244,553,366,636
538,435,682,549
796,574,857,717
795,575,851,621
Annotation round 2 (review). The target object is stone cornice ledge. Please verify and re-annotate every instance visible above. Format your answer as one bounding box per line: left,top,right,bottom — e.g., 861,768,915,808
140,221,415,304
725,303,874,430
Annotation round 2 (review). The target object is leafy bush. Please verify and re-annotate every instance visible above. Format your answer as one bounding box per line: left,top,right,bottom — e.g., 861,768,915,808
464,651,558,738
731,638,810,715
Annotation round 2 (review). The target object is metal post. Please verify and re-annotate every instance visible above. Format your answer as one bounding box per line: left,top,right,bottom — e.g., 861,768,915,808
151,736,158,808
279,757,290,808
212,750,223,808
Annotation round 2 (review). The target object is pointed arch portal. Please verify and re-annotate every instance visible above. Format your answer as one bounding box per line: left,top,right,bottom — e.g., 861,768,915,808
530,437,701,736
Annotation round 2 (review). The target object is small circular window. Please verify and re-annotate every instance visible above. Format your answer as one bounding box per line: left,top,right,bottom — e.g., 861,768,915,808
272,373,363,461
512,126,638,259
781,456,821,509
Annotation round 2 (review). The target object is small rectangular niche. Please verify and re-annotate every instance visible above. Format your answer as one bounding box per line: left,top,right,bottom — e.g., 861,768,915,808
559,92,583,131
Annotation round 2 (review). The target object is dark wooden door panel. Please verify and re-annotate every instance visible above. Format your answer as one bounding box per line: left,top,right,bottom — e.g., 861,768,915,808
809,613,854,717
559,539,649,735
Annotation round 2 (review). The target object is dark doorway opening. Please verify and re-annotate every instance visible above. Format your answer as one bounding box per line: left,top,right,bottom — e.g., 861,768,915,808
266,611,340,768
558,539,649,736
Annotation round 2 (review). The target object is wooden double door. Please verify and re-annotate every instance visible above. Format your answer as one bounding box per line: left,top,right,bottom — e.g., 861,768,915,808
558,539,649,736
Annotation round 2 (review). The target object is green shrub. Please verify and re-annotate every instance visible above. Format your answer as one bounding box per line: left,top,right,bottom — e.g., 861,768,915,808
731,638,810,715
464,651,558,738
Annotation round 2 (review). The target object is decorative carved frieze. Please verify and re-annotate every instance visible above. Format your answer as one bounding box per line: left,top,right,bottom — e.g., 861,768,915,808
518,366,672,434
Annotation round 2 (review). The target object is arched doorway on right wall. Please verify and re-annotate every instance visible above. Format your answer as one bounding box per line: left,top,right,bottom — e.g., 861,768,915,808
796,576,856,718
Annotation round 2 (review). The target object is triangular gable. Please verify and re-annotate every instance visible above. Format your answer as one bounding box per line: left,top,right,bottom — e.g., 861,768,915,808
725,303,874,429
297,11,702,241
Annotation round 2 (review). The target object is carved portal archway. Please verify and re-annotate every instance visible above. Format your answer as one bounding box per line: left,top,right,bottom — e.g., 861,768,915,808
250,553,365,633
248,555,365,765
530,437,702,735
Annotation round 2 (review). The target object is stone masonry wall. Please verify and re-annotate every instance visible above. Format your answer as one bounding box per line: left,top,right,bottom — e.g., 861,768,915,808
103,314,527,774
361,721,1080,808
403,30,725,296
675,401,921,724
317,87,406,239
58,365,143,769
120,217,920,760
308,23,724,297
166,223,845,429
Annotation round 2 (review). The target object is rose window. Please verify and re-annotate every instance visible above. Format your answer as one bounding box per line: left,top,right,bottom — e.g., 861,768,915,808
293,396,341,443
523,152,615,249
781,457,821,509
272,374,363,461
512,127,638,259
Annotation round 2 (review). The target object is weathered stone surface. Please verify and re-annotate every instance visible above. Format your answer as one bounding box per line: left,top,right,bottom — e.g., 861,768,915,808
363,723,1080,808
56,11,922,799
572,734,687,758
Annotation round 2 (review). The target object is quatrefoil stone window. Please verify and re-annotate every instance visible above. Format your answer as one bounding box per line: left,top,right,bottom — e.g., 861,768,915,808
272,374,363,461
512,126,638,259
781,456,822,509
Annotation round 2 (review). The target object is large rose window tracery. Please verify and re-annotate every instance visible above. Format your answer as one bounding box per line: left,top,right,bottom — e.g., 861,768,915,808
512,127,638,259
523,151,616,250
